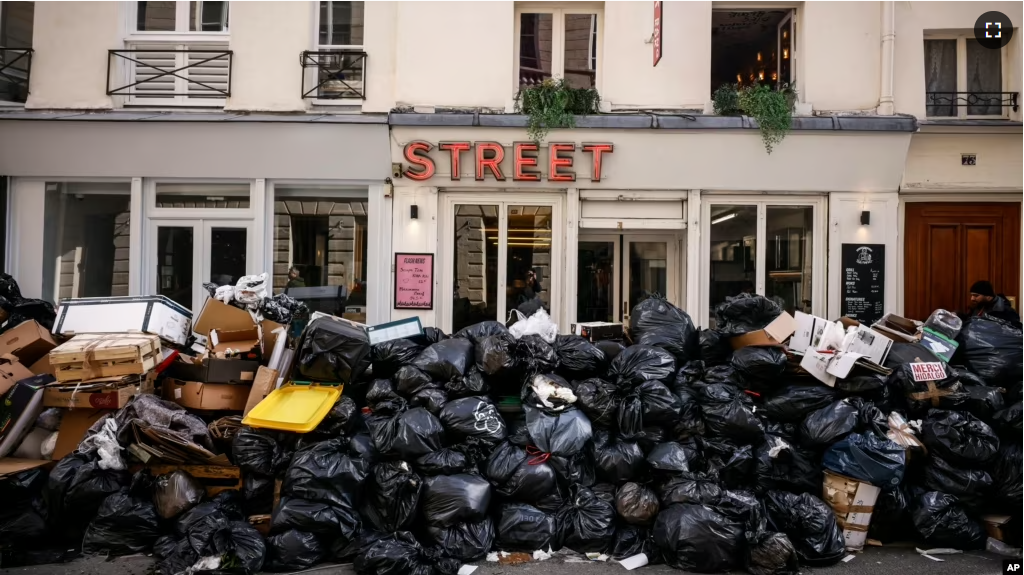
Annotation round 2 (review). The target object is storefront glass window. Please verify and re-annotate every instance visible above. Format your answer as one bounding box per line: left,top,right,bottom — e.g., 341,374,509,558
272,187,369,322
708,205,757,325
577,240,615,323
628,241,667,306
452,204,499,333
155,183,250,209
42,182,133,303
156,226,194,310
766,206,813,315
506,205,552,316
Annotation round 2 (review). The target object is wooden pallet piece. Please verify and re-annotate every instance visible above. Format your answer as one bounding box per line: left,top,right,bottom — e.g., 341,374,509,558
144,464,243,497
50,333,161,382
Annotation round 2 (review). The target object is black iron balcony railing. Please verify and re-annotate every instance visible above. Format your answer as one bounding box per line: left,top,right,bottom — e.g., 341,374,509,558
0,47,34,103
301,50,367,100
926,91,1019,116
107,49,232,99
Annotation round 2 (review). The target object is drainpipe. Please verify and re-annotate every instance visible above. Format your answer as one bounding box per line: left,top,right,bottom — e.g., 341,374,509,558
878,1,896,115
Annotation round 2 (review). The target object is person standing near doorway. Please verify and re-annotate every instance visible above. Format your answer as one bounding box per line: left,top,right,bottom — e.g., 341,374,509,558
286,266,306,289
967,281,1020,324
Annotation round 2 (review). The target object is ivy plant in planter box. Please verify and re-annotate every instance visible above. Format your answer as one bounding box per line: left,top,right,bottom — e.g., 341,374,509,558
515,78,601,143
713,83,798,154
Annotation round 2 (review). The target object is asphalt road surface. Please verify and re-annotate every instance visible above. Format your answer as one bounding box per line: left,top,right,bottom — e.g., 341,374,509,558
0,546,1012,575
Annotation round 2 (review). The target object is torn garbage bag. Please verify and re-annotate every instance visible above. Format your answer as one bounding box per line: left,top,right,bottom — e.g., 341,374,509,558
763,490,846,566
555,486,616,553
823,432,906,487
496,503,556,552
920,408,1000,467
654,503,744,572
264,529,326,572
615,482,660,526
910,490,986,550
296,316,372,383
360,461,422,533
628,296,699,364
420,474,492,528
425,518,495,562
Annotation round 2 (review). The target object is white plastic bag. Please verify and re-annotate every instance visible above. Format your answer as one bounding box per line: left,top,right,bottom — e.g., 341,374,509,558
78,417,125,470
509,308,558,343
530,374,577,409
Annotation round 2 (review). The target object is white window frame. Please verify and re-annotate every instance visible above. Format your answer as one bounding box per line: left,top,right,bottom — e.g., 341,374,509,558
438,191,565,334
512,3,604,96
308,1,366,106
0,0,34,106
127,1,230,40
923,33,1011,120
699,194,826,326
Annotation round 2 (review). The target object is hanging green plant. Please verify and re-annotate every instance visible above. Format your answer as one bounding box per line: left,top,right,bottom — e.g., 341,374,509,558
515,78,601,143
712,83,796,154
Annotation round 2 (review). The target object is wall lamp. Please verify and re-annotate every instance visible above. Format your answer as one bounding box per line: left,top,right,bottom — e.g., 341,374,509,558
410,204,419,220
860,210,870,226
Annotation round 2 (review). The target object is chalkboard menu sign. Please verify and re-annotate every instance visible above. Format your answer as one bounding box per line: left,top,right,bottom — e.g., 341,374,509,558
841,243,885,325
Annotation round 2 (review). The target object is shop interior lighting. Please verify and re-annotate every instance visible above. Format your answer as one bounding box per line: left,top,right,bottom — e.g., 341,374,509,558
711,212,737,225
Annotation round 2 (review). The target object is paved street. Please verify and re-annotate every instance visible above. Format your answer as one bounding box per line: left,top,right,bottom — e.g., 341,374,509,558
0,545,1011,575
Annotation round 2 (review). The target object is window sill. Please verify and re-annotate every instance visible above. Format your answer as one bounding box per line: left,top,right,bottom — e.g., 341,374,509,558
124,33,229,45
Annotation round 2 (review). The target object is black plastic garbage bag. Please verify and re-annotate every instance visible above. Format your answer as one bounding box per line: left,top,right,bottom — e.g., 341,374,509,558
189,520,266,574
674,360,704,388
496,503,556,552
395,366,435,396
485,441,557,503
272,497,357,537
654,503,744,572
658,471,722,506
698,383,764,443
673,385,705,436
414,339,474,382
416,327,450,345
555,486,616,554
296,316,372,383
608,525,660,562
446,367,489,398
835,367,887,394
592,431,646,483
700,329,733,367
608,345,676,388
910,490,986,550
354,532,461,575
416,441,481,476
264,529,326,572
152,470,205,520
475,333,516,376
615,482,660,526
371,339,425,378
992,401,1023,440
574,378,619,427
410,388,448,415
366,379,401,408
867,485,911,543
714,293,782,336
823,432,906,487
554,335,607,377
46,454,129,528
922,455,992,512
763,490,845,566
232,428,291,476
888,343,968,412
596,340,626,362
421,474,492,528
440,396,507,443
920,409,1000,467
956,315,1024,388
755,435,820,495
361,461,422,533
455,321,510,344
629,296,699,363
425,519,495,562
963,384,1006,420
313,395,360,438
371,407,446,460
762,385,838,423
647,441,696,474
82,489,161,555
703,438,755,489
514,334,560,377
283,438,367,510
799,399,860,447
732,347,787,382
638,380,682,425
524,405,593,457
260,293,308,325
0,467,48,544
746,531,800,575
991,442,1023,507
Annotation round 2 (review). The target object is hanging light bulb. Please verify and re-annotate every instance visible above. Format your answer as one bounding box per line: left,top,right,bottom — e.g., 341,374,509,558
757,52,763,62
771,71,778,81
758,69,765,81
783,48,789,59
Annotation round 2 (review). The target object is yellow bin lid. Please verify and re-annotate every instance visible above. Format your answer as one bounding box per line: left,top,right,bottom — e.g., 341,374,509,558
242,382,343,433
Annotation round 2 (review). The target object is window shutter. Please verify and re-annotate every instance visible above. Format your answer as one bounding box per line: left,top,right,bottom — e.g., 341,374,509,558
187,46,230,100
130,45,178,102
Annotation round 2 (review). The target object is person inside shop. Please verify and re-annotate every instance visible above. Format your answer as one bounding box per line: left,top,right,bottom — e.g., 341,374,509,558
966,280,1020,324
286,266,307,289
511,268,547,316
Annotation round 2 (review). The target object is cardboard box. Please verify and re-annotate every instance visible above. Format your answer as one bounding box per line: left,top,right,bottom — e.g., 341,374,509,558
49,333,161,383
52,408,112,461
245,366,279,416
920,327,959,363
166,356,261,384
822,470,881,551
0,457,51,478
570,322,624,343
729,311,797,349
0,354,35,395
29,354,55,376
870,313,920,343
43,373,155,409
192,298,284,358
209,326,263,360
0,320,58,366
982,515,1012,542
53,295,193,347
164,378,250,411
0,375,51,458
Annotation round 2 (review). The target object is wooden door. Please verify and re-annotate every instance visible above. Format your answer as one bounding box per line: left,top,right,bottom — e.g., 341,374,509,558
904,202,1021,320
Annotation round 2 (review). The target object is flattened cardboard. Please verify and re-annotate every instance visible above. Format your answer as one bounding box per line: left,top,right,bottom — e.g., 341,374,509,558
0,320,58,366
53,408,112,461
0,354,35,396
0,457,50,477
982,515,1011,542
245,366,279,416
164,378,250,411
730,311,797,349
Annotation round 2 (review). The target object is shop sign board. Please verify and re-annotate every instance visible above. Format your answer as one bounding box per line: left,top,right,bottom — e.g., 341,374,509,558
402,141,614,183
653,1,663,67
395,253,434,310
840,243,885,326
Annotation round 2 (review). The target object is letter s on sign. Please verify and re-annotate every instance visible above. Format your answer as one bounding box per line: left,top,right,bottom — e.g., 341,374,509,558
404,141,436,181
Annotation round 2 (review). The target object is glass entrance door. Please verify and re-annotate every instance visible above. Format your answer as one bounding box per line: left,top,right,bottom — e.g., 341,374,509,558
576,233,680,324
148,219,253,314
623,235,677,323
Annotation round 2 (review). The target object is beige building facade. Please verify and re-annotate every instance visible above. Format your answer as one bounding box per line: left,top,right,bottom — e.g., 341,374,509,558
0,1,1020,330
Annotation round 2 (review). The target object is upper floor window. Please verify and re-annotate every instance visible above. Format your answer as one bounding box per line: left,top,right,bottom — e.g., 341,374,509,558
0,1,34,104
516,6,601,90
711,9,795,94
135,1,229,34
925,36,1008,118
318,1,363,48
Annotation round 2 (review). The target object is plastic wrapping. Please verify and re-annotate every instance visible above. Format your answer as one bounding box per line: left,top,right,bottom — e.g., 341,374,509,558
763,490,846,566
714,293,782,336
153,470,205,519
910,490,987,550
360,461,422,533
920,409,1000,467
628,296,699,363
296,316,372,383
555,486,616,553
822,432,906,487
607,345,676,388
420,474,492,528
509,308,559,343
260,293,308,326
955,316,1024,387
697,383,765,443
925,309,963,340
654,503,744,572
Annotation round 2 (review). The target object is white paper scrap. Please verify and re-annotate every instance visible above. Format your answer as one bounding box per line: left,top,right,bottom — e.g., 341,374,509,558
842,555,856,563
486,552,499,563
457,566,478,575
619,554,650,570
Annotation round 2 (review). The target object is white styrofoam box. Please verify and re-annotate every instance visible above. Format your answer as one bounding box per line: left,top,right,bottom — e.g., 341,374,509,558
53,295,193,346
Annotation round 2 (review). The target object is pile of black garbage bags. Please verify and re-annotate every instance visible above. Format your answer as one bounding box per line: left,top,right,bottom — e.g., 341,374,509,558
1,294,1021,575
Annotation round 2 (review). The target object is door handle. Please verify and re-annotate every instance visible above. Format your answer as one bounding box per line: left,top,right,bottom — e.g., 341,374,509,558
622,300,628,321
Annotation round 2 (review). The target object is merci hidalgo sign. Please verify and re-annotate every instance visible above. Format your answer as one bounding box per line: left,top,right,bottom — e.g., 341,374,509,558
403,141,614,183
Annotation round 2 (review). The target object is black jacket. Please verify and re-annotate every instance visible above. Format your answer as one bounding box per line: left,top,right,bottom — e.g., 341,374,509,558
969,294,1021,326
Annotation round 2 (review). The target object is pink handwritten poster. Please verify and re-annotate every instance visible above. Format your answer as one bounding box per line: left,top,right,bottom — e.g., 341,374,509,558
395,253,434,310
